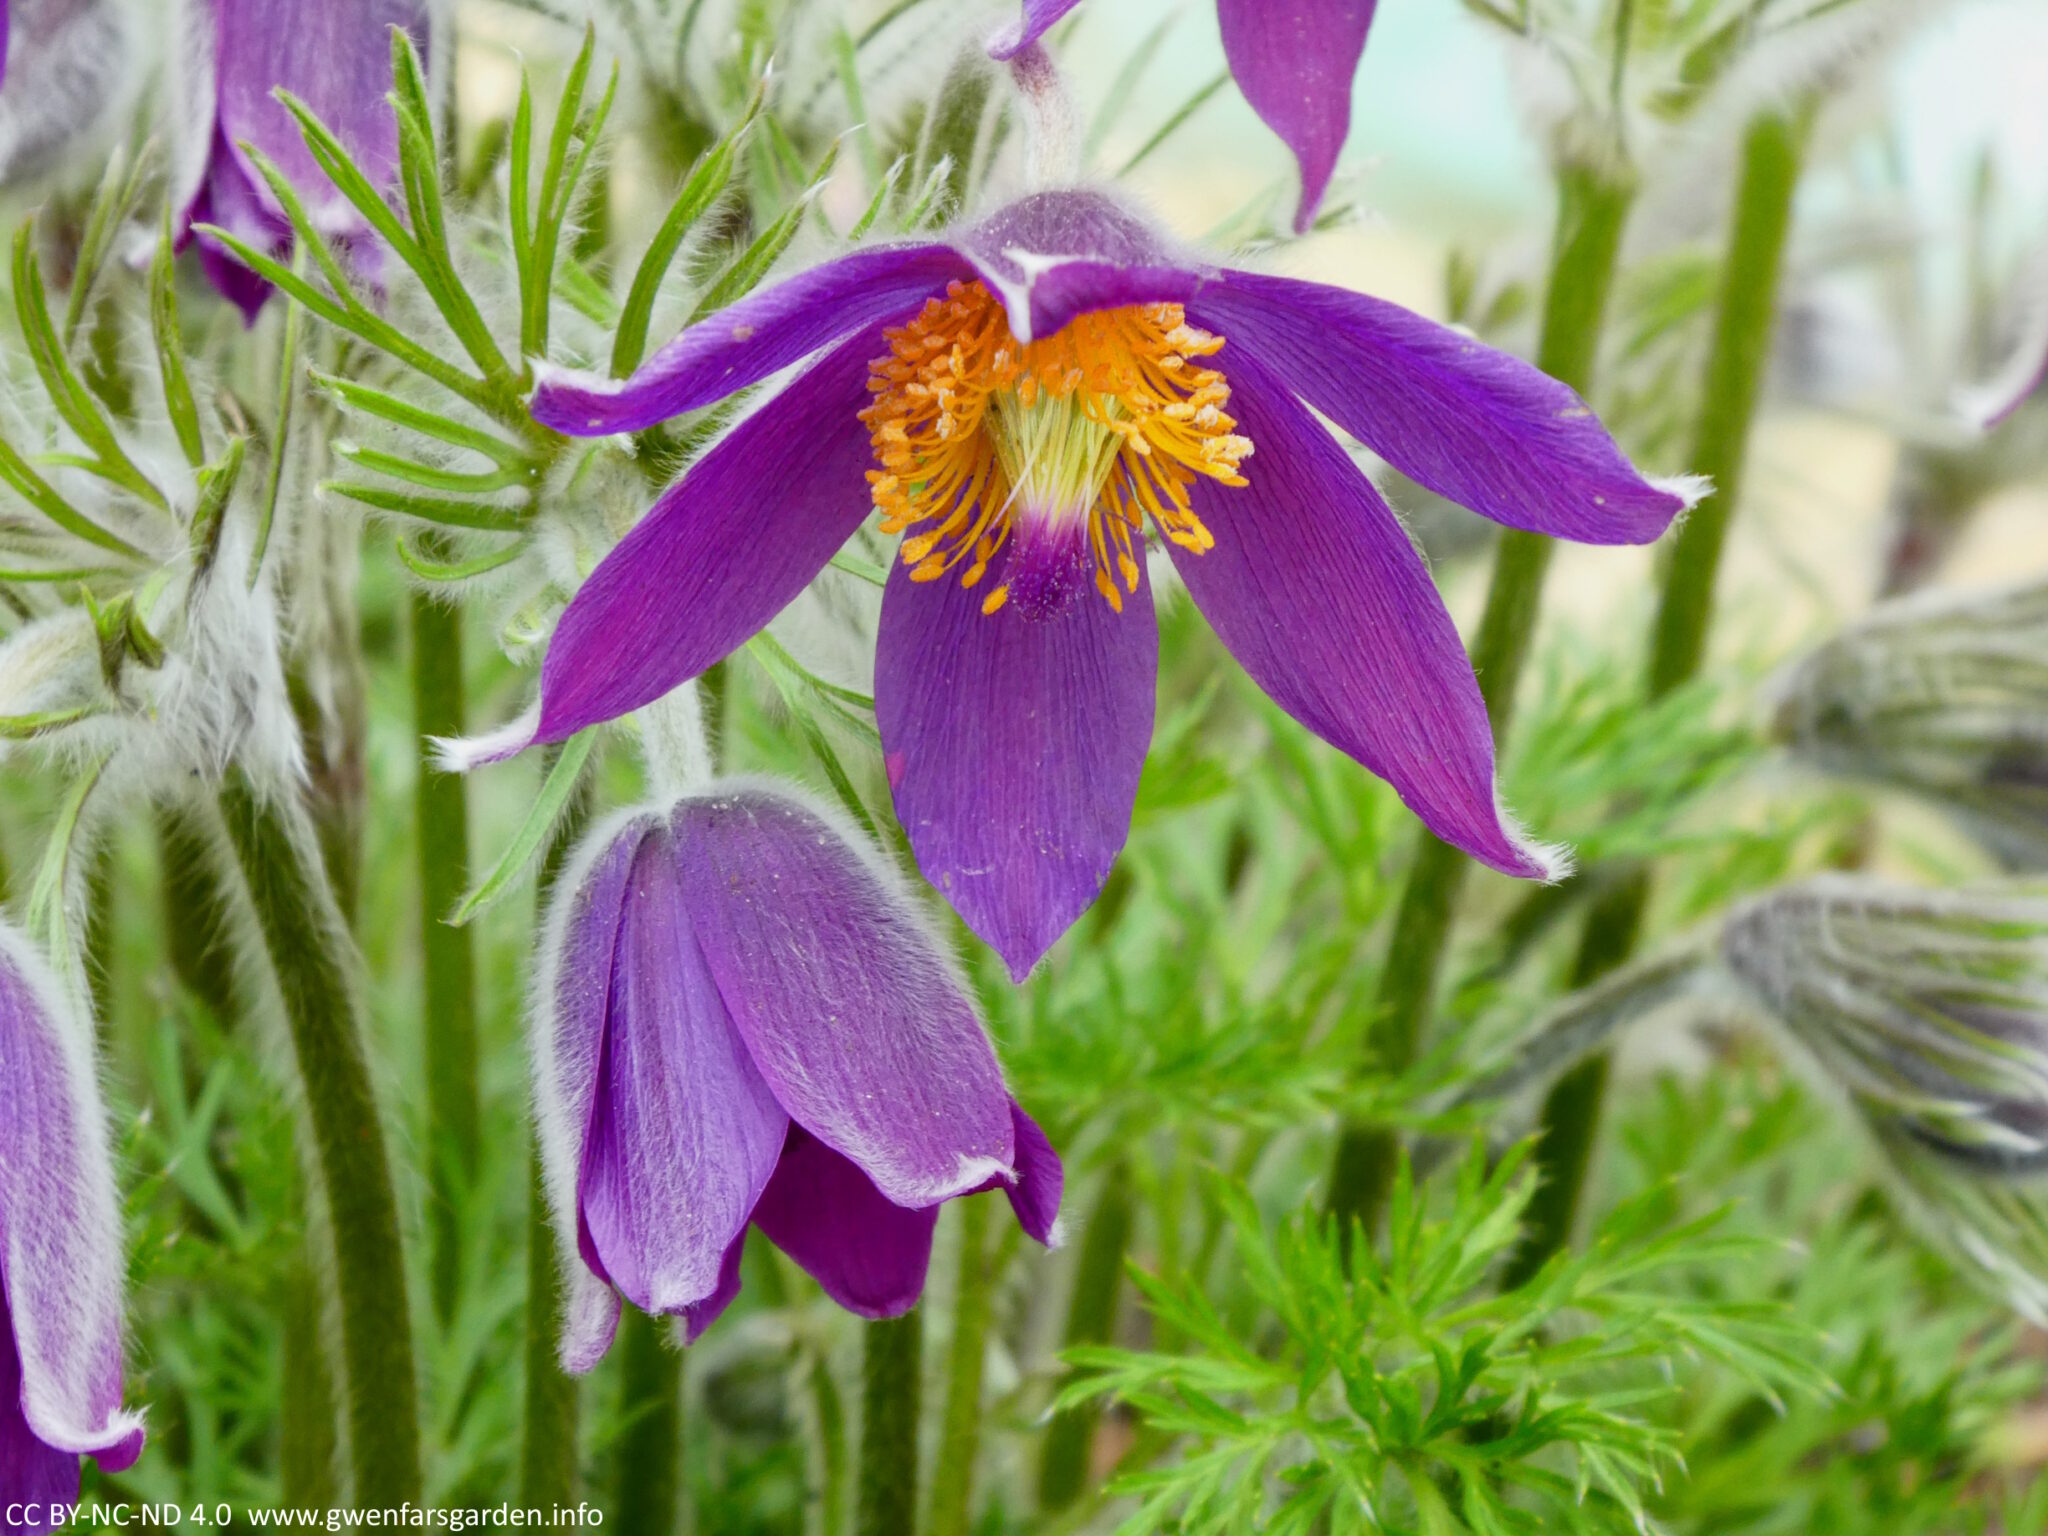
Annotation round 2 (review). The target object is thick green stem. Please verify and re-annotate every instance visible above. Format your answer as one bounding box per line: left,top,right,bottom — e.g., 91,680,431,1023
1039,1165,1135,1512
925,1197,995,1536
160,805,240,1023
218,771,422,1504
1325,162,1638,1241
1508,109,1807,1283
521,752,591,1508
412,589,479,1322
858,1312,924,1536
279,1235,341,1508
611,1309,683,1531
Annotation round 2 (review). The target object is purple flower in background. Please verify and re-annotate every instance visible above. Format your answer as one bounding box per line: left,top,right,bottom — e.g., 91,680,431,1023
0,922,145,1524
534,784,1061,1368
514,190,1694,978
172,0,429,321
988,0,1378,233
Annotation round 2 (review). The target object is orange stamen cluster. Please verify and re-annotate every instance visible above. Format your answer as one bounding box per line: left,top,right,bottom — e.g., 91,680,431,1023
860,280,1252,615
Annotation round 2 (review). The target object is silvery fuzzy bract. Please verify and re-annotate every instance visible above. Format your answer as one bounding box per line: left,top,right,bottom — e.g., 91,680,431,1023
1723,875,2048,1317
0,0,130,186
1771,580,2048,867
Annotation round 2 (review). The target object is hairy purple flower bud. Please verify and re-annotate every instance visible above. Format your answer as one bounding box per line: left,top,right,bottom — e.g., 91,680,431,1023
172,0,430,320
0,920,145,1520
1771,581,2048,868
532,781,1062,1370
1724,876,2048,1318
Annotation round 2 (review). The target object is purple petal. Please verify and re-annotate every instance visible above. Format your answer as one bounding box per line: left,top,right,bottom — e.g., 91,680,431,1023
950,190,1207,343
1173,345,1561,880
997,1101,1062,1245
212,0,427,237
1216,0,1376,233
531,324,884,748
679,788,1017,1208
875,544,1157,980
986,0,1082,60
534,811,652,1373
188,129,287,323
750,1128,939,1319
679,1233,747,1344
1192,270,1692,545
576,827,789,1318
1,1290,81,1524
0,928,144,1475
531,245,968,435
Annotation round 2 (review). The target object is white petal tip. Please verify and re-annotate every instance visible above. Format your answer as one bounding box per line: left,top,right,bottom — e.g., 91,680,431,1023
1527,838,1576,885
431,704,541,773
1653,473,1715,512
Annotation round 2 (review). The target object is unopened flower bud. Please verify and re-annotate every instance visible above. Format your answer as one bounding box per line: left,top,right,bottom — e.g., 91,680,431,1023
0,917,146,1512
533,780,1062,1371
1771,581,2048,868
1724,875,2048,1318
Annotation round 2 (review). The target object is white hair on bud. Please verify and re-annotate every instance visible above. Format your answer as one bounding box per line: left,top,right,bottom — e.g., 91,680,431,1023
148,525,306,796
0,917,147,1458
526,803,667,1372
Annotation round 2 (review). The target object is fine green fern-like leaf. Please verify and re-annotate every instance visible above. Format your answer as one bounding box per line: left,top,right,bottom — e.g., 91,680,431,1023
1062,1145,1823,1535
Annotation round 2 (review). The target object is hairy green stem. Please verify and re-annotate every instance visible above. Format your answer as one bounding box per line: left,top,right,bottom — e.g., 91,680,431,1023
611,1309,683,1531
925,1197,995,1536
1039,1164,1135,1512
858,1311,924,1536
1506,109,1807,1284
279,1235,341,1508
218,771,422,1503
160,804,240,1022
412,589,479,1322
521,751,591,1508
1325,162,1639,1241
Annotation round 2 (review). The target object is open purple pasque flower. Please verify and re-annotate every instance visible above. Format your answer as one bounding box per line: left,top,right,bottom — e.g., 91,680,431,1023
172,0,428,321
988,0,1378,233
515,190,1694,978
535,783,1061,1367
0,921,145,1523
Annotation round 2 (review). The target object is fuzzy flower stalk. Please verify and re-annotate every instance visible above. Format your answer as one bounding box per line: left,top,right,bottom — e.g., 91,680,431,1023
1723,876,2048,1320
0,919,145,1524
1771,579,2048,869
172,0,430,320
501,188,1695,979
534,781,1062,1368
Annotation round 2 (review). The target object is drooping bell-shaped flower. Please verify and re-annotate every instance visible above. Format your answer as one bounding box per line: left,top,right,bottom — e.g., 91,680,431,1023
0,921,146,1520
1723,876,2048,1319
511,188,1696,978
988,0,1377,233
534,783,1061,1368
172,0,429,321
1771,580,2048,869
